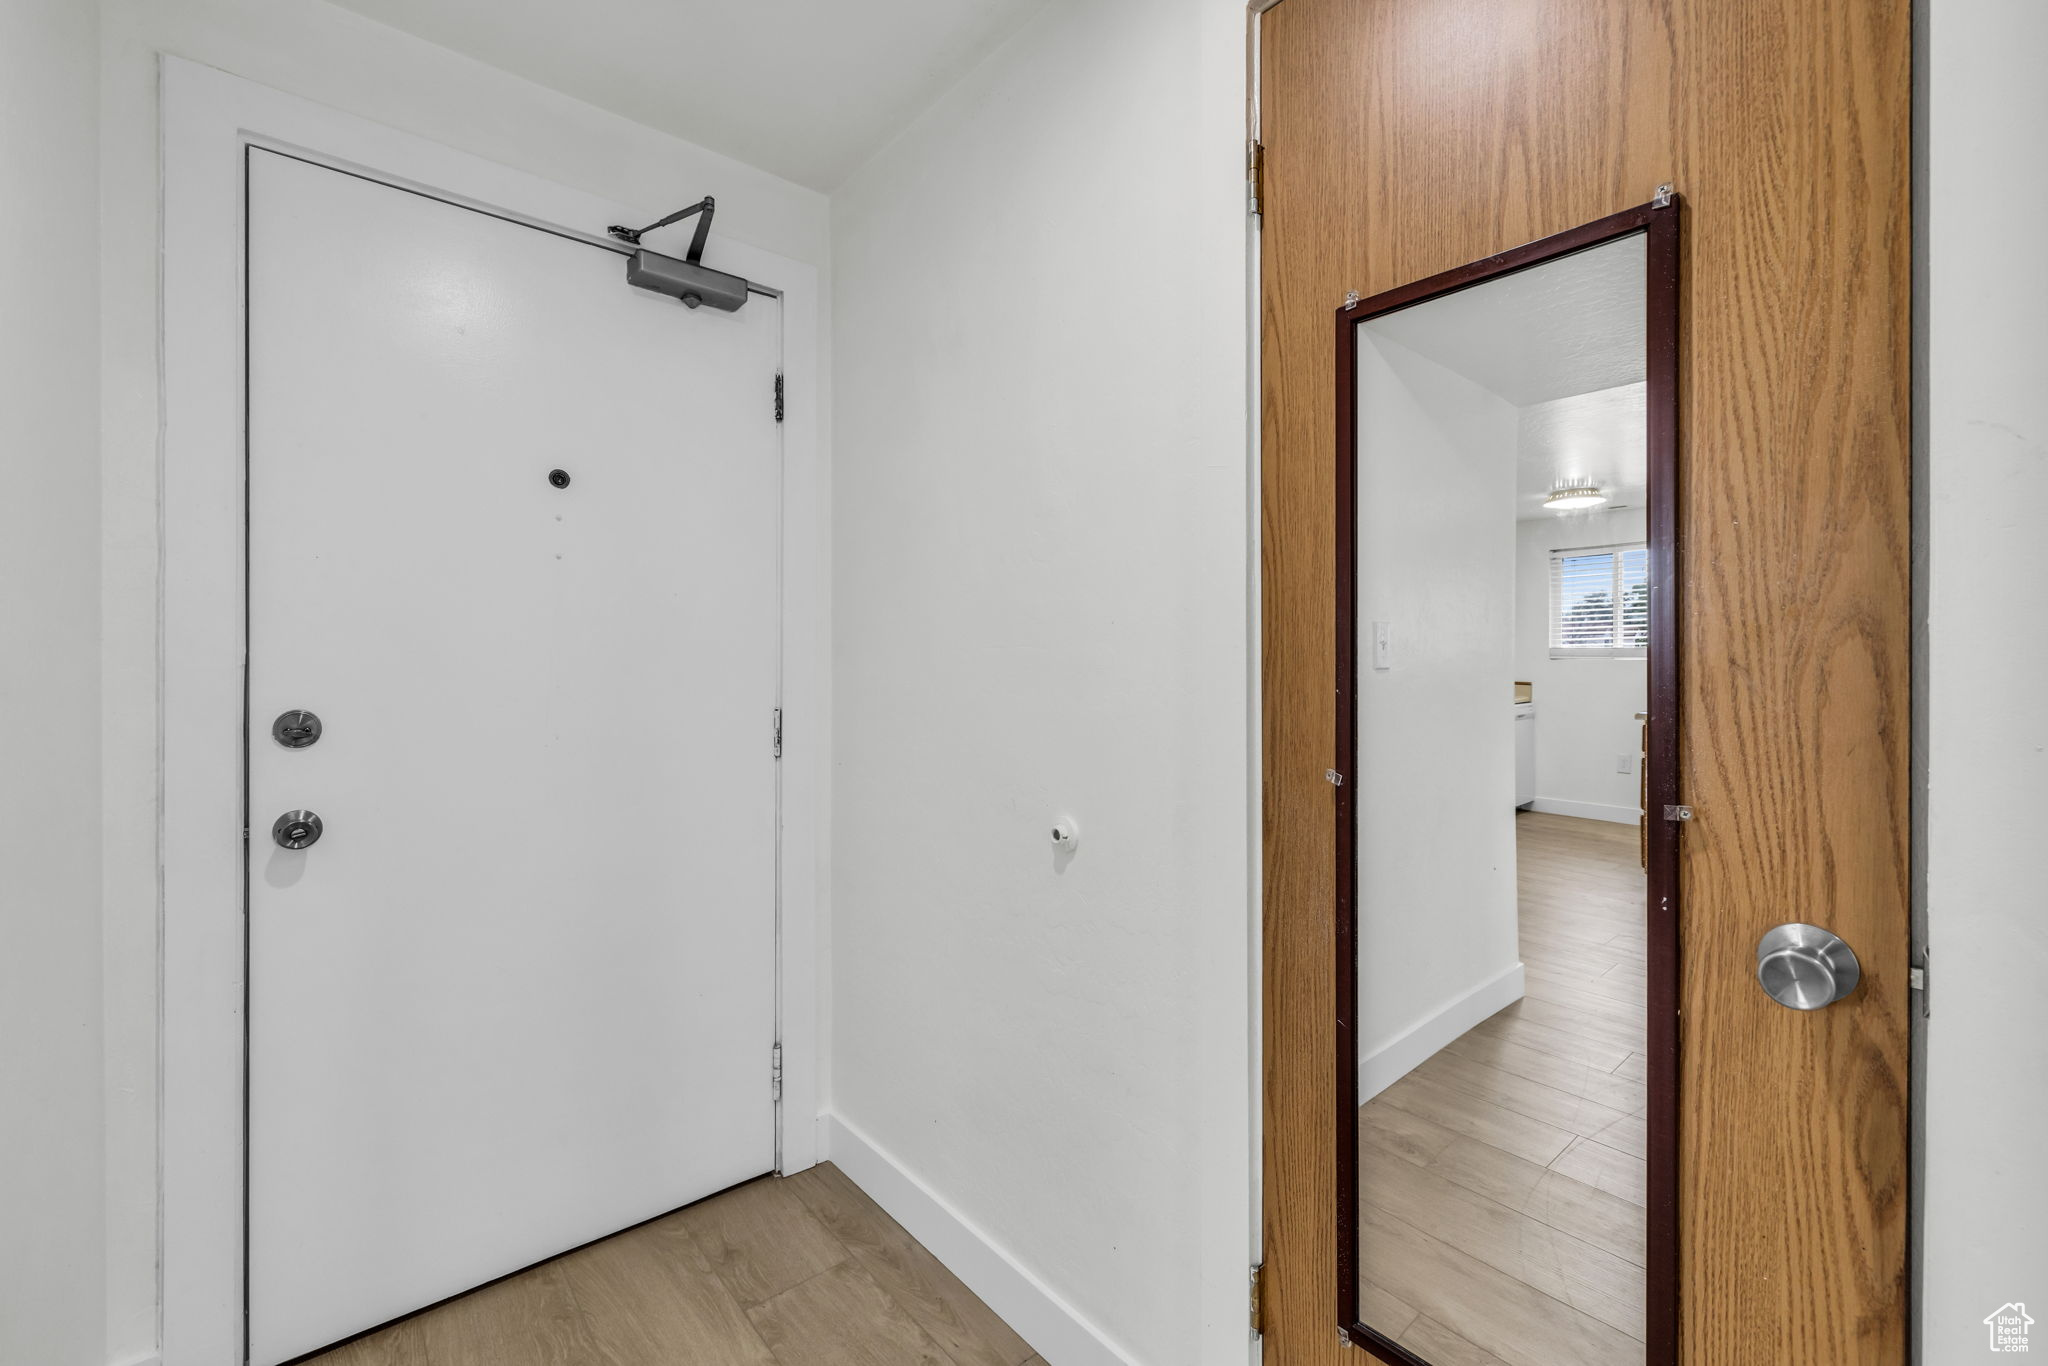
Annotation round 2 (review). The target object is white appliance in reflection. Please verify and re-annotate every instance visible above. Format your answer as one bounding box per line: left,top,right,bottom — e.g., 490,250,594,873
1514,701,1536,808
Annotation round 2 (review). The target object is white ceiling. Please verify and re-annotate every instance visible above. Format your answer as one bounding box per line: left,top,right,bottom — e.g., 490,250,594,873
1515,383,1647,519
1363,235,1646,406
327,0,1048,190
1361,234,1649,519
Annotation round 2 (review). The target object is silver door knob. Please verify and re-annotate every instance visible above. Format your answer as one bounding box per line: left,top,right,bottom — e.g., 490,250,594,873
272,810,323,850
1756,923,1859,1010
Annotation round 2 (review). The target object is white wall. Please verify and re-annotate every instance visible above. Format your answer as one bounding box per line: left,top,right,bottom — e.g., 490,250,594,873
2,4,105,1363
1514,506,1649,823
827,0,1251,1360
45,2,2045,1362
1919,0,2048,1355
97,4,832,1357
1351,336,1522,1076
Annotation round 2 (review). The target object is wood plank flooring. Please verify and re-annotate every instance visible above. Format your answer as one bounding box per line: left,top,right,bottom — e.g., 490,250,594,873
303,1163,1039,1366
1358,812,1647,1366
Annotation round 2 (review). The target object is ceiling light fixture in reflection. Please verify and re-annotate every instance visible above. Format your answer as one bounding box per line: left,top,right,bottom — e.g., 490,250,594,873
1543,483,1609,510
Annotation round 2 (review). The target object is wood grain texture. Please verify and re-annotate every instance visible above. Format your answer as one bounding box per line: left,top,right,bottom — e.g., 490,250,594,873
411,1260,598,1366
677,1174,850,1308
746,1261,953,1366
786,1163,1037,1366
1257,0,1911,1362
311,1319,431,1366
554,1214,776,1365
300,1167,1036,1366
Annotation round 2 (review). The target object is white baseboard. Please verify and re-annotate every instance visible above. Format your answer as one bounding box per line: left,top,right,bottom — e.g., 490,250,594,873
1529,797,1640,825
108,1354,160,1366
1357,962,1525,1104
820,1113,1138,1366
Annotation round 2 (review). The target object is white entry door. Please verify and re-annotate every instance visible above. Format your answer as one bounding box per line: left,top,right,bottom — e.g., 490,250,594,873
246,149,780,1366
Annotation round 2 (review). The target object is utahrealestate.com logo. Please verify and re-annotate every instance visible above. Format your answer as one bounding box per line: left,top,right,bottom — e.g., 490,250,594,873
1986,1303,2034,1353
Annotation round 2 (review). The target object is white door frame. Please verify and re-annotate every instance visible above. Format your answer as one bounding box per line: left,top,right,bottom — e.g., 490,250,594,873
159,56,823,1366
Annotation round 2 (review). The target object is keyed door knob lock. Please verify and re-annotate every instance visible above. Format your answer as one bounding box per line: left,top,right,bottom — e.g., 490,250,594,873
272,710,322,748
272,810,324,850
1756,923,1860,1010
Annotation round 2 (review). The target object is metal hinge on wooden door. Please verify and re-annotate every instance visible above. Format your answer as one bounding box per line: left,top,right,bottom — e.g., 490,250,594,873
1247,140,1266,217
771,1043,783,1101
1249,1262,1266,1336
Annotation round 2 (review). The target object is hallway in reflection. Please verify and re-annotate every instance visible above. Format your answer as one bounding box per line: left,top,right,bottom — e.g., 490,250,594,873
1357,813,1647,1366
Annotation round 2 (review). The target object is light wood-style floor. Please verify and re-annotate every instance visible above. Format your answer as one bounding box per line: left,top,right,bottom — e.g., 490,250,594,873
1357,811,1648,1366
304,1162,1041,1366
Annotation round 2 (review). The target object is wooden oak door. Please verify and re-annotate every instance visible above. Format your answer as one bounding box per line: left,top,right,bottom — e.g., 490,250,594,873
1254,1,1912,1363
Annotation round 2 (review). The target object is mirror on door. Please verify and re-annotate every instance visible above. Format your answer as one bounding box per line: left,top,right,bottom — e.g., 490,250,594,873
1334,207,1680,1366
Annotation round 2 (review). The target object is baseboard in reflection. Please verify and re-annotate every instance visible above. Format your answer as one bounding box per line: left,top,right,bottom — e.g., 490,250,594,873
1357,962,1526,1104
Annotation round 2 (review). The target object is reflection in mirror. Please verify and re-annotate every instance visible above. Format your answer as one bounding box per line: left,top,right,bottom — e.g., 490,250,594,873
1338,217,1677,1366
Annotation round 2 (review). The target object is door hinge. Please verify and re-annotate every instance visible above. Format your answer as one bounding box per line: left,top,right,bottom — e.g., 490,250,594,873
1910,948,1929,1018
773,707,783,759
771,1042,784,1101
773,371,785,423
1249,1262,1266,1336
1247,140,1265,217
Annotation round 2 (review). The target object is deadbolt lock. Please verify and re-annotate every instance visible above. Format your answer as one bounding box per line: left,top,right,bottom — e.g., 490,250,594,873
272,710,323,749
272,810,323,850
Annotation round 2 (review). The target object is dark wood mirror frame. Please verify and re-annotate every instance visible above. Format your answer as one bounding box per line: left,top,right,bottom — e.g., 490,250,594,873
1332,199,1683,1366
